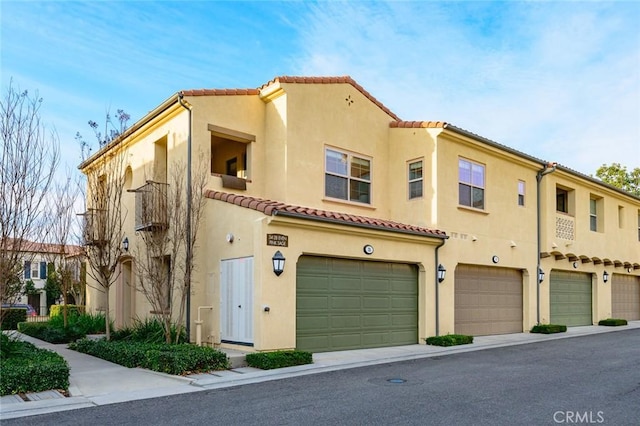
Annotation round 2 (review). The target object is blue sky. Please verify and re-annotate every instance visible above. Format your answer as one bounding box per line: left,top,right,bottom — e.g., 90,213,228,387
2,1,639,178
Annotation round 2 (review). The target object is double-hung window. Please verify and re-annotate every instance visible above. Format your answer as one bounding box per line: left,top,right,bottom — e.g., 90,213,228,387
325,148,371,204
589,198,598,231
518,180,526,206
31,262,40,279
458,158,485,209
408,160,423,199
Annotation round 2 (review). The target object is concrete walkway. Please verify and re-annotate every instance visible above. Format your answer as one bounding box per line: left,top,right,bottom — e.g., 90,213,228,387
2,322,639,420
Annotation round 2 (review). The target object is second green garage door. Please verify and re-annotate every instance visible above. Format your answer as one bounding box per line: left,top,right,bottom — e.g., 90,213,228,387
550,271,592,326
296,256,418,353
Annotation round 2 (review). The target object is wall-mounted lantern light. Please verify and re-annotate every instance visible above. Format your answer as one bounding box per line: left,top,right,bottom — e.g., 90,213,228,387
122,237,129,252
538,268,545,284
603,270,609,283
437,264,446,283
272,250,285,276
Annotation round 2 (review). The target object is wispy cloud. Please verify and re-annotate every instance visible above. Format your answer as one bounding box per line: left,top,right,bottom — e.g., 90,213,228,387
293,1,640,173
2,1,638,176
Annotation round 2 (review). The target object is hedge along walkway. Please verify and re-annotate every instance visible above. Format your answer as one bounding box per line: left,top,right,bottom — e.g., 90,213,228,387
12,333,200,403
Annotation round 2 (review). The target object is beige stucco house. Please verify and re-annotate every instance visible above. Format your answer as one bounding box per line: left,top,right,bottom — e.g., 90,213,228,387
79,76,640,353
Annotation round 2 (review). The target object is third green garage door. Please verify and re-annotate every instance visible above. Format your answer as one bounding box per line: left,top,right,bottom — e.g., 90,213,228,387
550,271,592,326
296,256,418,353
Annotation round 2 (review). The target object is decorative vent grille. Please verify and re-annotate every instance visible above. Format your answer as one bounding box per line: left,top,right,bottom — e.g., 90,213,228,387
556,215,575,240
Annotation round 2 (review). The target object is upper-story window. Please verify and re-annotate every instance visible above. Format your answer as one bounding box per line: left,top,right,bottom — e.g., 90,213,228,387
518,180,526,206
458,158,485,209
637,210,639,241
589,198,598,231
325,148,371,204
590,195,603,232
408,160,423,199
556,188,569,213
24,261,46,280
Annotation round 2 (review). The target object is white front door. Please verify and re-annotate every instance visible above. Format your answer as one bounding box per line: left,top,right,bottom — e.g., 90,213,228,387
220,257,253,345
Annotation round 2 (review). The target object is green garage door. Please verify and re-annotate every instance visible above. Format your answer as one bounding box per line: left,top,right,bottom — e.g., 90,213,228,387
296,256,418,353
550,271,592,326
612,274,640,321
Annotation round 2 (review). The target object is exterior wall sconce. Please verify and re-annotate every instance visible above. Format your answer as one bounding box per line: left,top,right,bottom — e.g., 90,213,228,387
603,271,609,283
538,268,545,284
272,250,285,276
437,264,446,283
122,237,129,252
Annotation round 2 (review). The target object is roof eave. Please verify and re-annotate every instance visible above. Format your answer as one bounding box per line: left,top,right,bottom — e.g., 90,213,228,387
273,210,448,240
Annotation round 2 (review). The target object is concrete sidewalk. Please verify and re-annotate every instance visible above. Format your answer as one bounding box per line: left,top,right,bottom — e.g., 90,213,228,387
2,322,639,420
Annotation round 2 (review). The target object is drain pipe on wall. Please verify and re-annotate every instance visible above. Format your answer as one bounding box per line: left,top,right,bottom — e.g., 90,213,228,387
434,237,447,337
536,162,557,325
178,92,193,341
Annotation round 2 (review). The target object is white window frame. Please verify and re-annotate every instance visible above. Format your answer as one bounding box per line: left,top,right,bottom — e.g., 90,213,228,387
324,147,372,204
408,160,423,199
31,262,39,279
458,158,485,210
518,180,526,206
589,198,597,231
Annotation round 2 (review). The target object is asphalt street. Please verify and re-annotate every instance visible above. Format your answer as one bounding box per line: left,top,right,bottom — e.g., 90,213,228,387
5,329,639,426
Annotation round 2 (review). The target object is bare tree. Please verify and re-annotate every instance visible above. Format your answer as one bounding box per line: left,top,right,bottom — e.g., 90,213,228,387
0,81,59,318
133,157,207,343
81,148,127,340
44,169,83,327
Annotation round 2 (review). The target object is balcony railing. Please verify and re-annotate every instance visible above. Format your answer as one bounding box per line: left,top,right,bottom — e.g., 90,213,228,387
81,208,107,246
555,213,575,241
133,181,168,232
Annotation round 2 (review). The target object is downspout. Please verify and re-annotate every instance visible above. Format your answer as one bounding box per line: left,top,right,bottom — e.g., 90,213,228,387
178,92,193,341
536,162,557,325
434,237,447,337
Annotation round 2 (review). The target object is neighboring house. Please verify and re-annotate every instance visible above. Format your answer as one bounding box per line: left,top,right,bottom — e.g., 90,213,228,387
13,240,84,315
79,76,640,353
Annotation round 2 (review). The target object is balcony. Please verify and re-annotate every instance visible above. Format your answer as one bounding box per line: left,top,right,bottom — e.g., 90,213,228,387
555,213,575,241
81,208,107,246
133,181,168,232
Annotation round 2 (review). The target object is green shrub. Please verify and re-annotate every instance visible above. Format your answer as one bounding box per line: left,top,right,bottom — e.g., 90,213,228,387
0,336,69,395
68,339,229,375
245,350,313,370
18,321,85,343
530,324,567,334
49,304,85,317
425,334,474,347
1,308,27,330
598,318,628,326
111,317,186,344
17,313,107,343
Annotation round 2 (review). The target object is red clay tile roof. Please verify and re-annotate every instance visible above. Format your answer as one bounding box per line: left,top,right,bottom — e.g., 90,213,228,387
182,76,403,121
261,76,402,121
390,121,448,128
180,88,259,96
1,238,84,256
204,190,447,239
